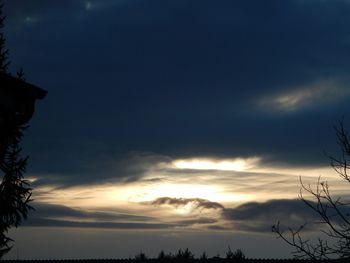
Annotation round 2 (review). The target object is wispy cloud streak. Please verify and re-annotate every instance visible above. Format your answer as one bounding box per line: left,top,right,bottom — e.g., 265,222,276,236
259,78,350,112
146,197,225,210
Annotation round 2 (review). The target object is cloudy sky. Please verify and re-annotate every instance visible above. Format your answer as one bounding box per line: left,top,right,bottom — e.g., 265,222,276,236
2,0,350,259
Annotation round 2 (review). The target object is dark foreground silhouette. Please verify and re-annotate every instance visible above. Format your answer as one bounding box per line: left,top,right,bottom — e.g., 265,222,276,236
1,248,349,263
1,257,349,263
0,71,47,258
0,1,47,258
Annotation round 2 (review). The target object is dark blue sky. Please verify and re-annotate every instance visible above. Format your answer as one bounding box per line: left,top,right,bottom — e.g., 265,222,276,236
6,0,350,177
2,0,350,259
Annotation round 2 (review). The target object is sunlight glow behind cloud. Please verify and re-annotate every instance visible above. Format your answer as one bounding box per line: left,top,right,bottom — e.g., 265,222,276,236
172,157,260,171
31,154,340,211
134,183,252,203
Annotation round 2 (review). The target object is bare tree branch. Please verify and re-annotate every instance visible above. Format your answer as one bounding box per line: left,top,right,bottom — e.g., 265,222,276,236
273,119,350,260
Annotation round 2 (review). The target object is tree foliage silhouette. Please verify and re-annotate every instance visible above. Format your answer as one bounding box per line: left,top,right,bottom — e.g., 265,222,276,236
273,119,350,260
137,248,246,262
0,1,9,74
0,2,33,258
226,247,245,260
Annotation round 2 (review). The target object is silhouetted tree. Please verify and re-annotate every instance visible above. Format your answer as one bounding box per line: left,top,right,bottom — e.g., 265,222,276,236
134,251,147,261
0,1,8,74
273,119,350,260
157,250,174,261
158,250,166,260
0,125,32,258
211,253,221,261
0,2,33,258
199,252,208,260
174,248,195,261
226,247,245,261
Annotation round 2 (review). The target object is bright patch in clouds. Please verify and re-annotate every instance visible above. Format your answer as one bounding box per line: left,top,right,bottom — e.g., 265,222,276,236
32,154,339,213
33,180,252,211
172,157,260,171
135,183,251,203
260,78,350,112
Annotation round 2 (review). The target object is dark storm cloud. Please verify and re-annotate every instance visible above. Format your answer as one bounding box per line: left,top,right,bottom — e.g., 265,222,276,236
143,197,339,233
3,0,350,187
30,152,172,187
30,202,154,222
25,217,217,230
25,199,345,233
24,202,217,229
176,218,218,226
24,218,177,229
147,197,225,210
23,202,187,229
223,199,318,221
222,199,328,233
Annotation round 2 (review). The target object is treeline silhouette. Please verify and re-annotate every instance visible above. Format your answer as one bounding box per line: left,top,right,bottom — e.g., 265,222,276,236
131,248,344,262
135,247,244,261
2,248,349,263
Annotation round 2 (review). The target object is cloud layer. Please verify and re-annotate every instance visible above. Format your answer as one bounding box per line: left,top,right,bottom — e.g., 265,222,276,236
25,198,335,235
259,78,350,112
147,197,225,210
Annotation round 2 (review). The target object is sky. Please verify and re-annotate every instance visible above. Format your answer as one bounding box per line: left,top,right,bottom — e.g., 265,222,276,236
2,0,350,259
